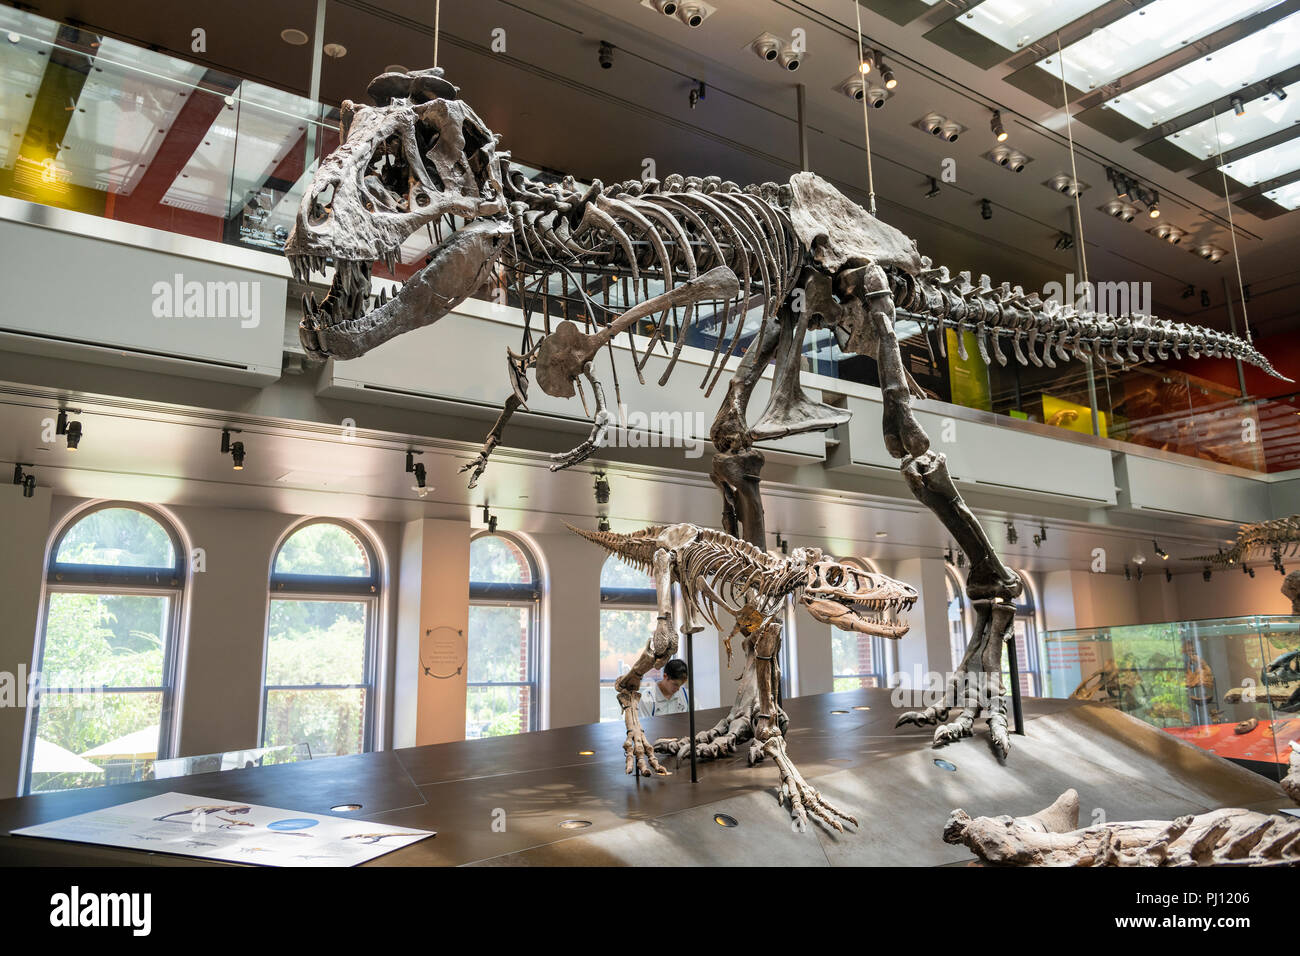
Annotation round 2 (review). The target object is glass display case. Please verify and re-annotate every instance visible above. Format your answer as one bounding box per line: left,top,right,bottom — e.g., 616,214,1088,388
1042,616,1300,780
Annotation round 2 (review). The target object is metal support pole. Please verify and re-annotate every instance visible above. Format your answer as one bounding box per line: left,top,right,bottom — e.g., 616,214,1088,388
1222,277,1250,399
796,83,809,172
1007,631,1025,735
685,631,697,783
1069,205,1101,436
304,0,327,166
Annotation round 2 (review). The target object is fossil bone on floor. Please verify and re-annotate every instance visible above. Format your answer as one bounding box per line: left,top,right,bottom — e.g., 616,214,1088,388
944,786,1300,866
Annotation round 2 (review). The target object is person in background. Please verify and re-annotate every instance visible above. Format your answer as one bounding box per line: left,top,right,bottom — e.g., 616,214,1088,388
638,659,689,717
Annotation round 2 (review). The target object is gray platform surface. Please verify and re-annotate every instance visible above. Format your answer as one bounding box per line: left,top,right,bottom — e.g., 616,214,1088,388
0,689,1290,866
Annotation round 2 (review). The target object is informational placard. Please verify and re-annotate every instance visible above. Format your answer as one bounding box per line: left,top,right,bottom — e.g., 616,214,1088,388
12,792,433,867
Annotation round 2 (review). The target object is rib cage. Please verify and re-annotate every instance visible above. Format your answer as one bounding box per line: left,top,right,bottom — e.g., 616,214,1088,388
566,523,805,629
500,163,801,392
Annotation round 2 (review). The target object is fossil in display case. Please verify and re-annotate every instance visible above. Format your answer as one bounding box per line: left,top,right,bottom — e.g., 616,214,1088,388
945,788,1300,866
286,67,1290,761
1286,570,1300,614
567,521,916,832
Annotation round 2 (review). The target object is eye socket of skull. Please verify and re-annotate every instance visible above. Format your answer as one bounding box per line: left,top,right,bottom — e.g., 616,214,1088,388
825,566,844,588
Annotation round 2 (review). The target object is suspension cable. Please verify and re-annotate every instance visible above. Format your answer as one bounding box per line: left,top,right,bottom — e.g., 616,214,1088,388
1211,110,1253,344
853,0,877,216
1054,33,1090,306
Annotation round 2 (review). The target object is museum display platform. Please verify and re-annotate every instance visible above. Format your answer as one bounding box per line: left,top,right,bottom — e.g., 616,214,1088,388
0,688,1291,867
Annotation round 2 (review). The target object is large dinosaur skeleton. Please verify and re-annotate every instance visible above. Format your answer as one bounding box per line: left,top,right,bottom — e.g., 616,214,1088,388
285,67,1290,763
945,778,1300,866
567,521,917,831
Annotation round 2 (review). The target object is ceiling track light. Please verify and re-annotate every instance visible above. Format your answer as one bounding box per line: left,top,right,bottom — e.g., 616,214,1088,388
980,198,992,220
1200,289,1211,307
482,504,498,534
750,32,781,62
918,112,945,136
598,40,614,70
1053,232,1073,251
13,462,35,498
1165,568,1173,583
990,109,1007,143
988,145,1028,172
598,515,611,533
1181,284,1196,299
1124,565,1131,581
1267,80,1288,101
55,407,83,450
774,532,789,556
777,43,803,72
689,80,705,109
1153,540,1169,560
594,472,610,505
857,40,874,75
676,1,705,27
1047,174,1085,196
944,545,954,565
925,176,941,199
1147,192,1160,219
221,427,245,470
1202,566,1212,582
879,57,896,90
1006,522,1018,544
1231,96,1245,117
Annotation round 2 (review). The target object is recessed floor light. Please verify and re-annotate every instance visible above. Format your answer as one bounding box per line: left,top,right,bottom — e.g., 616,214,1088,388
323,42,347,58
330,803,362,812
281,28,309,45
875,531,888,537
852,705,870,711
713,813,738,827
934,758,957,772
558,819,592,830
830,709,849,715
578,750,594,756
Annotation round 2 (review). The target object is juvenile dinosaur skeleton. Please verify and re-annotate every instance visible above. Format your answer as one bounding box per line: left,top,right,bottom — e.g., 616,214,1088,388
285,67,1290,761
945,787,1300,866
566,521,917,831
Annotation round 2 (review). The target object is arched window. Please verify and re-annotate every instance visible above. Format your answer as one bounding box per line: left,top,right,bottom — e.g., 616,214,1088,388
467,533,540,738
1004,571,1041,696
263,520,379,758
598,553,663,722
830,557,888,690
946,566,969,668
25,504,185,794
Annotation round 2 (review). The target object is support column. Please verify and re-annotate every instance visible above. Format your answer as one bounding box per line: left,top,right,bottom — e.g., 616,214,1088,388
0,485,52,797
394,517,470,747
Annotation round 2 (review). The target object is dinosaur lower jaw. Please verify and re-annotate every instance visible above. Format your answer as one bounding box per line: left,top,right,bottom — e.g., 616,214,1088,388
296,218,512,360
805,598,911,639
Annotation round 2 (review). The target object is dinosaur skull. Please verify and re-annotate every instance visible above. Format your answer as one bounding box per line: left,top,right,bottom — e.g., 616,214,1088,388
799,558,917,639
285,68,512,360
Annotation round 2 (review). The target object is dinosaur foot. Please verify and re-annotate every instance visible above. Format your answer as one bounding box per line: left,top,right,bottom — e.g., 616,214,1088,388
764,735,857,833
655,711,753,761
549,406,613,472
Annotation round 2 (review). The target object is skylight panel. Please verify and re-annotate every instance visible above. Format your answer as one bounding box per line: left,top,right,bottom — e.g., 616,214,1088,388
1263,179,1300,208
1166,80,1300,159
1105,9,1300,127
1218,136,1300,186
1035,0,1283,92
957,0,1109,53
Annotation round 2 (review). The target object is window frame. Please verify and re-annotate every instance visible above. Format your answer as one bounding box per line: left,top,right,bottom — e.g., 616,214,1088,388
828,557,889,690
467,531,542,735
23,502,187,795
261,518,381,755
